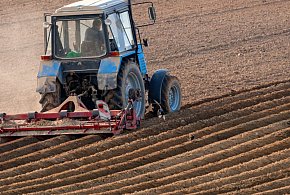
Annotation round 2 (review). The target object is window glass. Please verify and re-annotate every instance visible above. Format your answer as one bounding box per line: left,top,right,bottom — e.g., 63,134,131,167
107,11,134,52
120,11,134,48
45,27,52,55
54,17,106,58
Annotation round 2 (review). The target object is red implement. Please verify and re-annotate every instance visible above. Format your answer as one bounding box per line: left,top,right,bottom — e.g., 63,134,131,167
0,96,140,137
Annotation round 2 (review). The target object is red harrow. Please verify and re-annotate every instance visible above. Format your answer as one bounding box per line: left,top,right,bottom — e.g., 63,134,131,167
0,95,140,137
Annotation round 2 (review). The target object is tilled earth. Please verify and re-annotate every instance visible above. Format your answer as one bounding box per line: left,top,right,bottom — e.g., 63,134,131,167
0,81,290,194
0,0,290,194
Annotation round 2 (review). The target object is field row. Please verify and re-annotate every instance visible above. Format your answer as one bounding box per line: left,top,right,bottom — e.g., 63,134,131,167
0,82,289,194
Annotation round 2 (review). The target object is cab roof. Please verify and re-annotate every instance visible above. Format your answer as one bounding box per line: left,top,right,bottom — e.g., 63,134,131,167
55,0,128,15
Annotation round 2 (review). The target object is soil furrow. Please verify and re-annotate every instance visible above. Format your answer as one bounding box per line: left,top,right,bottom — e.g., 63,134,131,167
5,120,288,194
30,116,290,193
0,135,103,185
7,98,290,193
79,134,290,194
165,158,290,195
0,136,39,154
4,94,290,190
181,80,290,110
0,85,286,180
128,148,290,195
147,84,290,128
0,138,15,144
253,185,290,195
52,148,290,195
0,136,72,163
224,176,290,194
192,168,290,195
0,135,72,170
69,118,288,190
143,80,290,129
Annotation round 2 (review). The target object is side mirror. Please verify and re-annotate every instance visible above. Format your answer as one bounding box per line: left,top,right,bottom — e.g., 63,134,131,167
132,2,156,27
148,6,156,21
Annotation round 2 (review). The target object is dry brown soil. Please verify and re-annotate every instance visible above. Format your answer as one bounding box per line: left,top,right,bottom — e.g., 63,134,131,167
0,0,290,194
0,0,290,113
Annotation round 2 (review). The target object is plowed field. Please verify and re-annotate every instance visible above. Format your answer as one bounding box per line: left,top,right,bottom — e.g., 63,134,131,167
0,81,290,194
0,0,290,194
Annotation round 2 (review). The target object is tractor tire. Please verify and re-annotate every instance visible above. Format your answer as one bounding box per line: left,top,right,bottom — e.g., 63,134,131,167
160,75,182,113
39,81,62,112
105,61,146,118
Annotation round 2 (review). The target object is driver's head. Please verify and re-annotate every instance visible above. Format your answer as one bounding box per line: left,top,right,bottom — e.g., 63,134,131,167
93,18,102,29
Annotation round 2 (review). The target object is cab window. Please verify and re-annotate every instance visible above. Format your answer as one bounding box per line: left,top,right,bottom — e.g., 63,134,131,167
107,11,135,52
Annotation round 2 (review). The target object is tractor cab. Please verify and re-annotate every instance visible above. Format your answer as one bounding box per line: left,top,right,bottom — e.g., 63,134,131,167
44,13,134,59
43,0,155,60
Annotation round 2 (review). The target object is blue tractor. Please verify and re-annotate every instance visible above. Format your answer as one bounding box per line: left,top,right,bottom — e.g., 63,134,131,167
37,0,182,118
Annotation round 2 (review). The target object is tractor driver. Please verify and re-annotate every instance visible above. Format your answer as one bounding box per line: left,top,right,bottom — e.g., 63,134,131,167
82,18,105,56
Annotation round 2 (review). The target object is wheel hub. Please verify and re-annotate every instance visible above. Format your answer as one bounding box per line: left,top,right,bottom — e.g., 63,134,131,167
169,85,180,111
125,72,143,116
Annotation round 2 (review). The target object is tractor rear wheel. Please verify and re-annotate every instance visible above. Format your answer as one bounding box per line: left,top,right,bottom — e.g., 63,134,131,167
160,75,182,113
106,61,146,118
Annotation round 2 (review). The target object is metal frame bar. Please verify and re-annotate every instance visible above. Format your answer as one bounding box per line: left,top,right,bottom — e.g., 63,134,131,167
1,110,120,121
0,96,139,137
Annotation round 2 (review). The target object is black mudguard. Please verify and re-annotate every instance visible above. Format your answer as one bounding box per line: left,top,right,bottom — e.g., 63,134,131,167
148,69,169,104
